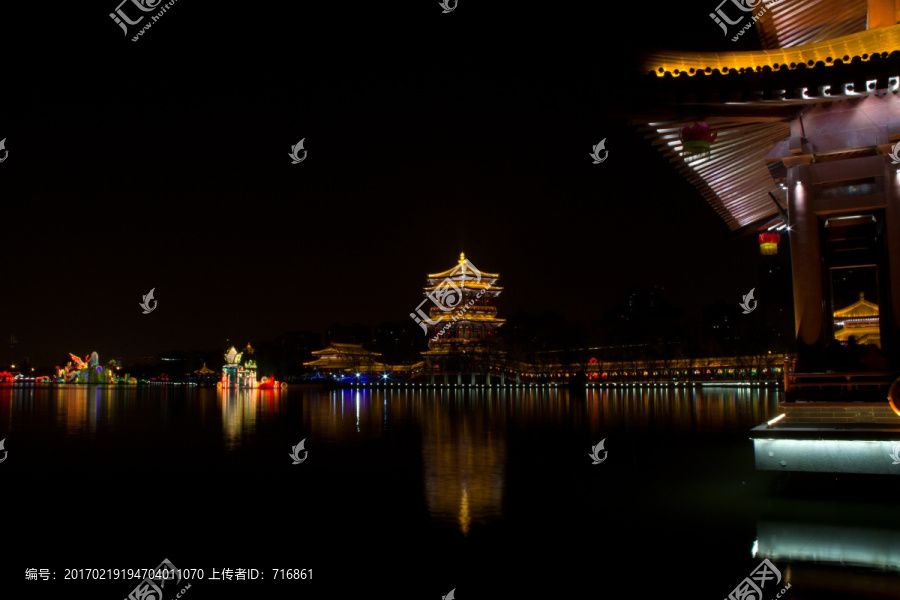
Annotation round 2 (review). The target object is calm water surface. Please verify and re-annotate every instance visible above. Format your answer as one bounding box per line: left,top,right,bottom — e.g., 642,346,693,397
2,385,899,599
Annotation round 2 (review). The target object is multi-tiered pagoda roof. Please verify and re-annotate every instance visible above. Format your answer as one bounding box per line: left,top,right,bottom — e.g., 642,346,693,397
420,253,504,352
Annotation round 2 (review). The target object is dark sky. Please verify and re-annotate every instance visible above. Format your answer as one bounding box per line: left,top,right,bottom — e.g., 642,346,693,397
1,2,772,367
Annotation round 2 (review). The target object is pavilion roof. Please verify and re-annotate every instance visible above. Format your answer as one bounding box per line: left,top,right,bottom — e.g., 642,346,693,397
755,0,869,50
634,15,900,233
834,293,879,318
310,343,382,357
427,253,499,280
639,119,791,231
642,22,900,79
303,357,384,368
302,357,422,371
424,281,501,293
430,312,505,324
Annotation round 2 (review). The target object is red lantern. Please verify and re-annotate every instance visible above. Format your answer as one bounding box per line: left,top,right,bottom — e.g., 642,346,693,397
759,232,780,255
680,122,717,159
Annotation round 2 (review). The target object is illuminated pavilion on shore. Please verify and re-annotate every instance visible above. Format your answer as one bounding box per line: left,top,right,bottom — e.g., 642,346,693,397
629,0,900,475
303,342,420,380
633,1,900,379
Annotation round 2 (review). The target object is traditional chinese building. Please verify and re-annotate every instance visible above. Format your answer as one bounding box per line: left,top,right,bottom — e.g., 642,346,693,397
414,253,506,384
628,1,900,476
834,292,881,347
303,342,385,378
304,342,424,381
632,1,900,377
220,343,257,389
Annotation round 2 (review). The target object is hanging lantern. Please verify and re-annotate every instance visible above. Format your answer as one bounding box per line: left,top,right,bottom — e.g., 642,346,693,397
759,232,780,255
680,122,717,159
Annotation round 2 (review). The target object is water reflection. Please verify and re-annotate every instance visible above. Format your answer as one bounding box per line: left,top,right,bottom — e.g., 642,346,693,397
219,388,259,449
47,386,108,437
586,386,780,433
1,384,780,539
757,520,900,571
755,509,900,597
421,389,506,535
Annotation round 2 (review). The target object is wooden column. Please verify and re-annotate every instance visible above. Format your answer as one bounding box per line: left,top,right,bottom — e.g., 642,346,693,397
884,163,900,367
787,163,828,370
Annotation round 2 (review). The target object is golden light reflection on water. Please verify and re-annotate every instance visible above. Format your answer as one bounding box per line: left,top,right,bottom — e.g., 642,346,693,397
219,388,260,449
585,385,780,435
1,384,779,537
51,386,97,436
420,389,506,536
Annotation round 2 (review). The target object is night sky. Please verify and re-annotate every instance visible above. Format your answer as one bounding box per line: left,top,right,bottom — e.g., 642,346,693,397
1,2,775,367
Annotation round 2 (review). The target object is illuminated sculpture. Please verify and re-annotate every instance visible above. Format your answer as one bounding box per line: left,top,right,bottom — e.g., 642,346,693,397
680,122,717,160
759,232,780,255
258,375,285,390
219,343,259,389
55,351,131,384
65,354,89,382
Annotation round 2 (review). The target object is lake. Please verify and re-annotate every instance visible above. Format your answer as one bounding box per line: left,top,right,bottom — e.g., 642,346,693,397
2,384,899,599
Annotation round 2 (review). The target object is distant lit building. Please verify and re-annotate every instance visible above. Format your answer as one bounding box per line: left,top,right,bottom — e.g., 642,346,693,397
626,285,665,317
834,292,880,348
304,342,384,377
417,253,505,384
221,343,257,388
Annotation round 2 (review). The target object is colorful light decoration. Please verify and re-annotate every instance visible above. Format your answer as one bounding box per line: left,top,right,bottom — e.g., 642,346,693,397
759,232,781,255
680,122,717,159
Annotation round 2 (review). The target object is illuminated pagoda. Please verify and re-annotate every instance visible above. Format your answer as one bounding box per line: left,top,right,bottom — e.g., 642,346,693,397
834,292,881,347
220,343,258,389
415,253,505,385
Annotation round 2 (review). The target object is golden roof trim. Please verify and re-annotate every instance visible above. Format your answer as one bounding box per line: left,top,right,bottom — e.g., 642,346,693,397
643,24,900,77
